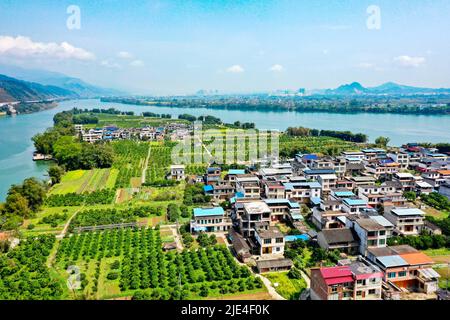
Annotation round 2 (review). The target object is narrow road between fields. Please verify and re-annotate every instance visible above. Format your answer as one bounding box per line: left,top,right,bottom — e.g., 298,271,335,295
141,144,152,184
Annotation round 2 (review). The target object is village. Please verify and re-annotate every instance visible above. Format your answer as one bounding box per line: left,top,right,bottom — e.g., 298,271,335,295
166,142,450,300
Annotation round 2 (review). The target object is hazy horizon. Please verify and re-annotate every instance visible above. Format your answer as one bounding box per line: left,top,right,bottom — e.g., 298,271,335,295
1,0,450,95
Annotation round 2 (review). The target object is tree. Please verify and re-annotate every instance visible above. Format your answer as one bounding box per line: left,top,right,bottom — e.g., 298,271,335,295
53,136,83,170
375,136,390,148
403,191,417,202
48,165,65,185
4,192,31,218
16,178,47,212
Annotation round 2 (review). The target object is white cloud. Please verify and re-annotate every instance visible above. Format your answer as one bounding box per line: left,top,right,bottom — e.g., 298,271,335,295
394,55,426,68
130,59,144,67
101,59,121,69
226,65,244,73
0,35,95,61
269,64,284,72
117,51,133,59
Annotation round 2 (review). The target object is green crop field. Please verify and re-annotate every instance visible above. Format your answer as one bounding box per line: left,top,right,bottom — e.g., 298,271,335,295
49,169,118,195
52,228,264,300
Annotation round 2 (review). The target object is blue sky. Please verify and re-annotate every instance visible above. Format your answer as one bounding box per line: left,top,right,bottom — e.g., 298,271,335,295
0,0,449,94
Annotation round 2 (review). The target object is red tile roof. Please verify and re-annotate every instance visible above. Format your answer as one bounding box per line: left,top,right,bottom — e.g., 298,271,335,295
320,266,352,278
325,276,354,286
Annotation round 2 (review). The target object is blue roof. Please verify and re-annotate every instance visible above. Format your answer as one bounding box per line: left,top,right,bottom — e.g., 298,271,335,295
343,198,367,206
193,226,207,232
193,207,224,217
377,255,408,268
228,169,245,175
304,169,335,175
302,154,318,160
310,197,322,205
203,185,214,192
379,158,395,164
290,213,304,220
235,192,245,198
334,191,355,197
285,234,310,242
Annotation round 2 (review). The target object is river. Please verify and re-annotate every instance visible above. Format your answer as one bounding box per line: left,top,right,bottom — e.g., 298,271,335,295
0,98,449,201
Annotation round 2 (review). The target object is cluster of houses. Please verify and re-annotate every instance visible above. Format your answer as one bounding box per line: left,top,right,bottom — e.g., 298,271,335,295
180,143,449,300
74,123,191,143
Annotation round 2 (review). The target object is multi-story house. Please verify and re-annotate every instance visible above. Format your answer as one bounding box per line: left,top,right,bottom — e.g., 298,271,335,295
236,176,261,199
351,218,389,256
169,165,185,181
254,224,285,256
317,174,338,195
367,245,440,294
310,258,384,300
342,151,365,162
263,198,301,223
205,167,221,186
384,207,425,236
190,207,232,233
262,180,286,199
235,200,272,237
388,152,410,169
362,148,387,161
341,198,368,214
365,159,400,177
283,181,321,204
357,184,405,208
392,172,416,191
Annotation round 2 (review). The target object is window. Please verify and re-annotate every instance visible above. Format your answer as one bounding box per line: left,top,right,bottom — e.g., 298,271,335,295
379,230,386,236
368,289,376,295
378,239,386,245
388,272,396,278
356,291,362,296
264,239,271,244
398,271,407,277
276,238,284,243
331,286,338,293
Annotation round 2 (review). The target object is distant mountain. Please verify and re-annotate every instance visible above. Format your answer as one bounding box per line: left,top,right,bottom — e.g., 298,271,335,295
0,74,78,103
320,82,450,96
0,64,126,98
325,82,368,95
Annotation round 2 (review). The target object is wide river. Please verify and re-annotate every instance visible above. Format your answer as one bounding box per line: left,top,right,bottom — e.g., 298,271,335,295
0,98,449,200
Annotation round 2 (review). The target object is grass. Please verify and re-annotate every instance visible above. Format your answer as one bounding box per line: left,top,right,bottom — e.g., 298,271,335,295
265,272,306,300
435,267,450,289
423,248,450,263
20,206,80,235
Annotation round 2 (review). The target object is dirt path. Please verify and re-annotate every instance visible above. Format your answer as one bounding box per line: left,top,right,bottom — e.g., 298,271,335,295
57,206,84,240
255,274,286,300
141,144,152,184
161,224,183,251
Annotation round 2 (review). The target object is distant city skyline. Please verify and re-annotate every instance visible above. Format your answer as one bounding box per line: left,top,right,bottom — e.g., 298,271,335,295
1,0,450,95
